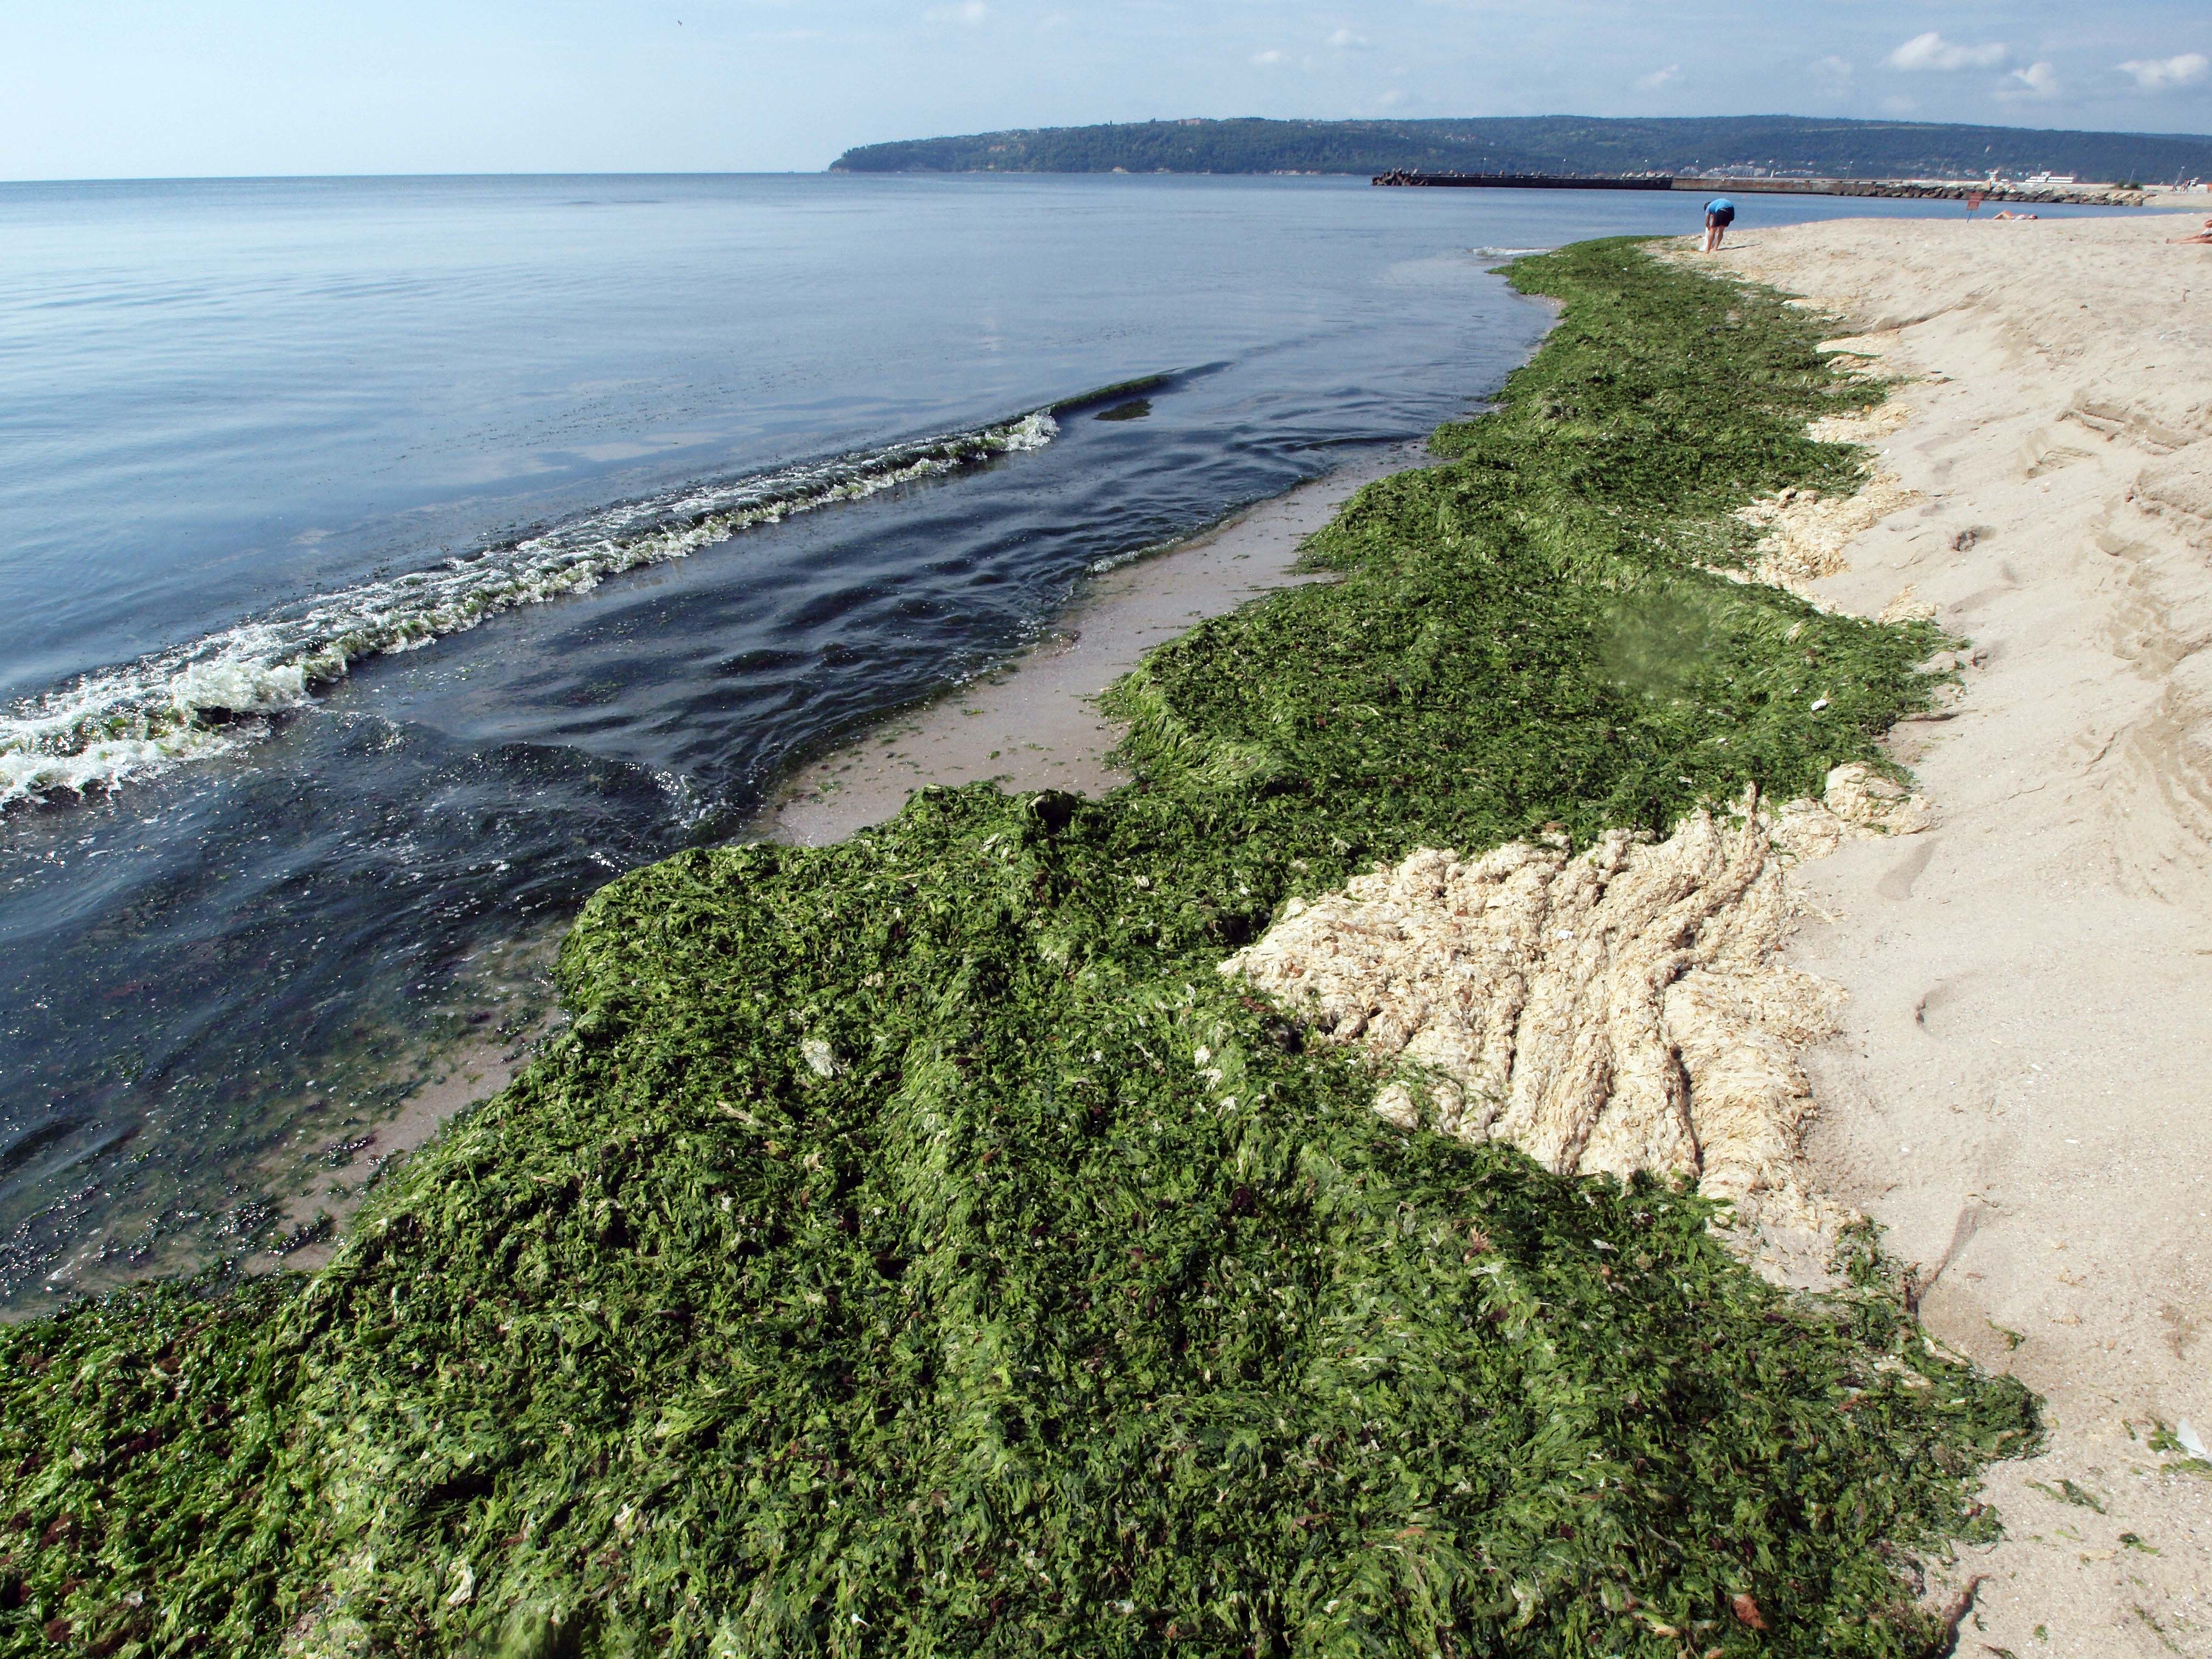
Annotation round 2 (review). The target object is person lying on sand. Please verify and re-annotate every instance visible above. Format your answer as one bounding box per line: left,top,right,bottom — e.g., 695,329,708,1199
1989,209,2040,221
1702,196,1735,253
2169,218,2212,244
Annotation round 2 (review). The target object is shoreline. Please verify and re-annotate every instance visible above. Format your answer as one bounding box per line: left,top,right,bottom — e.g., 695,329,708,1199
284,447,1434,1275
755,439,1434,846
0,442,1431,1316
255,453,1426,1276
5,930,562,1317
251,998,556,1279
1719,213,2212,1655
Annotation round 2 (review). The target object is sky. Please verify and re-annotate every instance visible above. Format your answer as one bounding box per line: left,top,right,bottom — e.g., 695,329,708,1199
2,1,2208,179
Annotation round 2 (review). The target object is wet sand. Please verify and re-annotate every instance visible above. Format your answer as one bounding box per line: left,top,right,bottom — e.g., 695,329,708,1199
259,1012,551,1276
756,440,1435,845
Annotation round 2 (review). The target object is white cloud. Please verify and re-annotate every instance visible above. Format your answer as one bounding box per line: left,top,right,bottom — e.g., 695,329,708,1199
1889,31,2007,71
1251,48,1284,65
923,0,988,22
1814,55,1853,85
1378,88,1406,106
2000,61,2059,98
1637,63,1681,90
2119,52,2209,90
1328,27,1370,49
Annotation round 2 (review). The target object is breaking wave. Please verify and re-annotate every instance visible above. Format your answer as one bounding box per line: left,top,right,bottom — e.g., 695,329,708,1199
1,410,1058,808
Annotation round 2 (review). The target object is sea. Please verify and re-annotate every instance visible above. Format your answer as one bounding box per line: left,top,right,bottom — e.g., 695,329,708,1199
0,172,2129,1310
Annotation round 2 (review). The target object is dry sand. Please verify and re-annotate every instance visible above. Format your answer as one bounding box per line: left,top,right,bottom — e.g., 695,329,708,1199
1712,212,2212,1657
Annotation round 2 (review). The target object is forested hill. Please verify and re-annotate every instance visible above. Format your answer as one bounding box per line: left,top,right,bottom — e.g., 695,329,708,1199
831,115,2212,183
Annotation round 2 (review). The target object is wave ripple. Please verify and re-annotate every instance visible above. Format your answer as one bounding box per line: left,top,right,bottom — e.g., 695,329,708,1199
1,411,1057,808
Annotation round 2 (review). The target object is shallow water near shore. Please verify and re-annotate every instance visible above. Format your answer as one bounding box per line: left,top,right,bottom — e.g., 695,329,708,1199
0,174,2137,1310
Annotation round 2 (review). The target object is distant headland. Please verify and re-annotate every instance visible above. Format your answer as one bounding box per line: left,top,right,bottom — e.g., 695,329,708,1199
830,114,2212,187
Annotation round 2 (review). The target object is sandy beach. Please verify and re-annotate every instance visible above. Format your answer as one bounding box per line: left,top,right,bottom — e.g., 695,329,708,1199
752,217,2212,1644
1718,212,2212,1656
5,225,2103,1656
765,214,2212,1647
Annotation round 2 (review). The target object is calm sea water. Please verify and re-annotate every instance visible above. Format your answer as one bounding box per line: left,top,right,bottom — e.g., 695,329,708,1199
0,173,2124,1307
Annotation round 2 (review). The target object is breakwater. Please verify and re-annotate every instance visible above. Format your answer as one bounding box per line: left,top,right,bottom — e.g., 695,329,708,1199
1370,169,2147,206
1370,170,1672,191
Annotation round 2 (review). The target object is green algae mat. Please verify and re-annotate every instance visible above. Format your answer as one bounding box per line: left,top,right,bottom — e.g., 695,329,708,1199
0,241,2038,1658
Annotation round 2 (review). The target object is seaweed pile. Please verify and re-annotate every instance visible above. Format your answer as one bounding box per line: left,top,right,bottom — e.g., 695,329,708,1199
0,241,2038,1658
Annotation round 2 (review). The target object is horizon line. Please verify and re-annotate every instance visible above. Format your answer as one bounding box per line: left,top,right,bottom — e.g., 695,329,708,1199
0,168,839,187
10,107,2210,187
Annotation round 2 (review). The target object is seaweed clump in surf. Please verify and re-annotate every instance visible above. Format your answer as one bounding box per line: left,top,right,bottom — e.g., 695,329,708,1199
0,240,2038,1658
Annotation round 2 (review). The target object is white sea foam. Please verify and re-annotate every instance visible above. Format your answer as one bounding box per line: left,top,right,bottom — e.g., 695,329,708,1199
1,411,1058,809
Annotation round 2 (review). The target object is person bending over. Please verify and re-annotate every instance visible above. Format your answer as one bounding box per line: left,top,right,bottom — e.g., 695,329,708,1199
1703,196,1735,253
